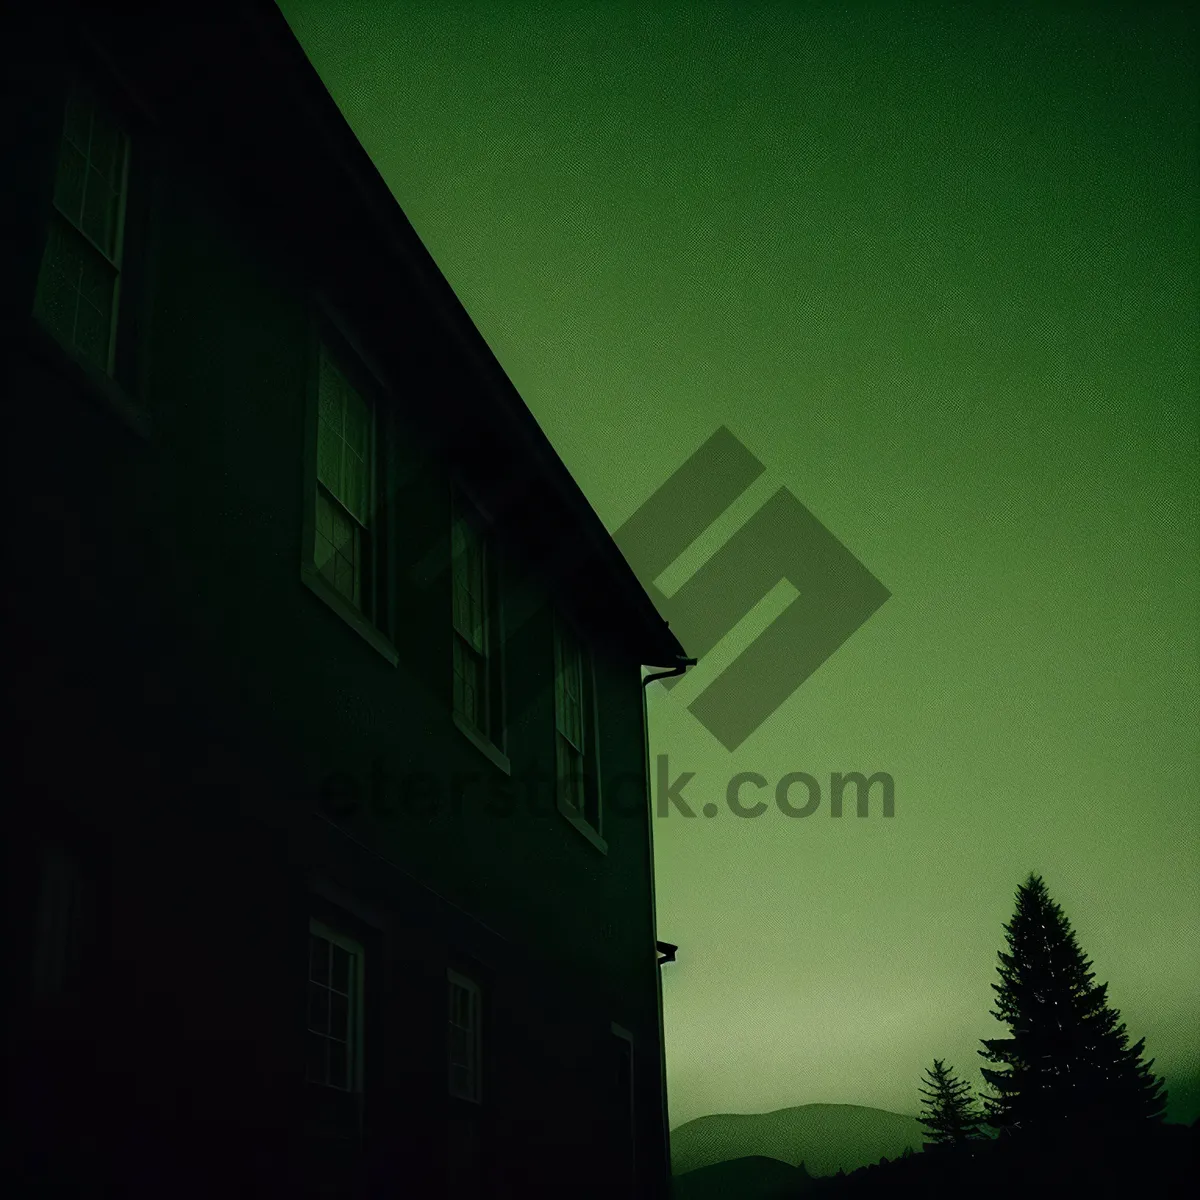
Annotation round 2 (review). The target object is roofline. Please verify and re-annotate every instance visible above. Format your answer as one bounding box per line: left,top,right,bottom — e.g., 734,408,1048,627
242,1,687,668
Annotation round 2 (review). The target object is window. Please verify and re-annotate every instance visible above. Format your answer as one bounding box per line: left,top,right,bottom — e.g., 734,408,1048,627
301,315,397,664
555,611,601,832
447,969,482,1104
314,341,374,612
451,490,505,750
307,920,365,1139
33,80,131,377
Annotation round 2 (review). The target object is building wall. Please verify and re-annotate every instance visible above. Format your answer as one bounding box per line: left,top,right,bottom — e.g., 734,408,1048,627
5,12,668,1197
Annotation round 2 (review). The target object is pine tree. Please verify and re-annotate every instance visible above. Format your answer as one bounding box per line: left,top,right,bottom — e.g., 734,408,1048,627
917,1059,983,1145
978,873,1167,1137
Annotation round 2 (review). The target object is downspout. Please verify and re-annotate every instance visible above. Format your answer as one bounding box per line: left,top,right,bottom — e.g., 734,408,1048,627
641,655,695,1198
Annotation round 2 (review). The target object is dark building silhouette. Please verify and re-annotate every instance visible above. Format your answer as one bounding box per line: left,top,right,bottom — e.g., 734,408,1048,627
4,1,691,1195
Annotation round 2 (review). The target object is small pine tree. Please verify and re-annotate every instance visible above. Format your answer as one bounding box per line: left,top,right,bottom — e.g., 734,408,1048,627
979,873,1167,1137
918,1059,983,1145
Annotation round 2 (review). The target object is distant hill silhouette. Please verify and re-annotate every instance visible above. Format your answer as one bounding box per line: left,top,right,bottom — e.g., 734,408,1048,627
670,1103,925,1177
670,1155,818,1200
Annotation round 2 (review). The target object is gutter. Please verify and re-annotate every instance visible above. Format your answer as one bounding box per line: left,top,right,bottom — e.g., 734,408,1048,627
643,656,697,688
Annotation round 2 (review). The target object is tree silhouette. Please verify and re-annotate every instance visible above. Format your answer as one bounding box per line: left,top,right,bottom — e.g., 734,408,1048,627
918,1059,983,1145
978,873,1167,1137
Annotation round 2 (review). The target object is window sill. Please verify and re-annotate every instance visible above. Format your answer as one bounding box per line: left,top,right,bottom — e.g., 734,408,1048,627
452,712,511,776
26,315,150,440
301,561,399,667
557,796,608,854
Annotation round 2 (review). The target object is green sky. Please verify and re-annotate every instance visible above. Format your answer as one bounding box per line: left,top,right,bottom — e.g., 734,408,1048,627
275,0,1199,1125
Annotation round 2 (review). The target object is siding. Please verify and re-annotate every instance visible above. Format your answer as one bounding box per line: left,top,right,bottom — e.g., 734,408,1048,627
4,8,670,1198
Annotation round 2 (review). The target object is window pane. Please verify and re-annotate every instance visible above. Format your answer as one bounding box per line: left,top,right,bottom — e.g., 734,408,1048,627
78,243,113,312
53,143,87,227
32,214,119,373
316,419,342,496
457,647,483,728
317,370,342,438
33,220,81,346
73,249,115,373
558,736,584,811
63,89,92,154
330,991,349,1045
307,1032,328,1084
315,493,335,556
328,1039,348,1091
470,589,485,655
452,534,485,653
81,166,117,255
329,502,354,560
331,945,350,994
466,537,483,606
308,982,330,1033
345,390,369,462
87,110,123,186
315,534,336,582
555,643,584,749
570,692,584,751
342,447,368,524
319,347,344,419
334,548,356,605
316,349,371,528
452,580,469,639
309,935,330,985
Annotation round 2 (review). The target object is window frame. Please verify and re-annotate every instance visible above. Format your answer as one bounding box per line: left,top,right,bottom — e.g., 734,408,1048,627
300,302,398,667
446,968,483,1105
554,608,606,851
306,918,366,1134
34,77,132,378
314,339,375,609
450,485,510,773
28,43,162,432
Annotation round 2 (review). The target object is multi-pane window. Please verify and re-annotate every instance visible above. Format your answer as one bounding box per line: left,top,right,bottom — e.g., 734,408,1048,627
451,493,503,745
314,343,373,610
554,614,590,818
447,969,482,1104
307,921,364,1099
33,81,131,376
